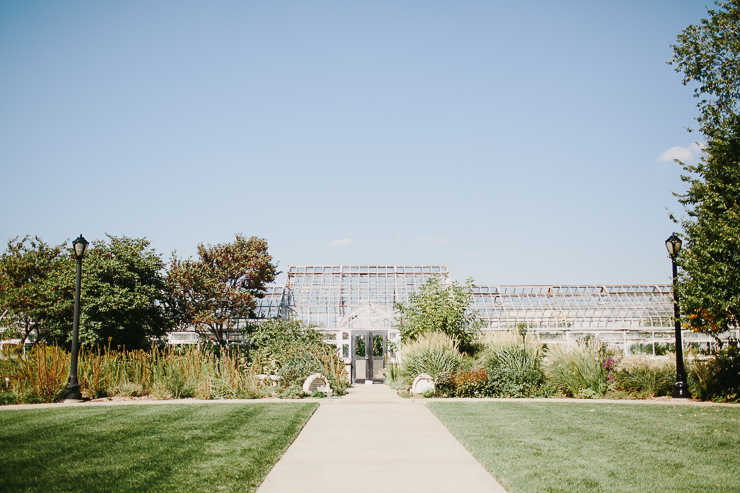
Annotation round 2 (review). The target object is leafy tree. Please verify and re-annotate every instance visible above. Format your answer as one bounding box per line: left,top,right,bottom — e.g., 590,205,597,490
670,1,740,336
244,318,326,371
394,275,483,354
43,235,172,348
167,234,277,347
670,0,740,138
0,235,170,348
674,135,740,336
0,236,65,343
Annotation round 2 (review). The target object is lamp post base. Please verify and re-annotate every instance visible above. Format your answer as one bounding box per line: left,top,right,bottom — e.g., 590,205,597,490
63,383,84,402
672,380,691,399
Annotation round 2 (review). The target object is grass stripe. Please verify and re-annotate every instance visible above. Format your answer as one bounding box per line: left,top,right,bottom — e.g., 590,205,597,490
428,401,740,493
0,402,317,493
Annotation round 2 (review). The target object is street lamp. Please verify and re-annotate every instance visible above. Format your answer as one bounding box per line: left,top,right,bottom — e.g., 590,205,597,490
63,234,88,402
665,233,691,399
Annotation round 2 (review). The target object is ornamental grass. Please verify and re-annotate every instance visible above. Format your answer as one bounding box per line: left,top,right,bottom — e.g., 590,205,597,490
398,332,462,380
477,331,546,397
544,338,617,397
0,344,266,404
613,356,675,397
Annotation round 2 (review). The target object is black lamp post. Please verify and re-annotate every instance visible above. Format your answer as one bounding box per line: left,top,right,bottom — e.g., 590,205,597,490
665,233,691,399
63,234,88,402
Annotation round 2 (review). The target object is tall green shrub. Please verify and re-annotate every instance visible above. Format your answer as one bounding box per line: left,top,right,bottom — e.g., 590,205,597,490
688,340,740,402
477,331,546,397
394,276,483,354
246,319,347,395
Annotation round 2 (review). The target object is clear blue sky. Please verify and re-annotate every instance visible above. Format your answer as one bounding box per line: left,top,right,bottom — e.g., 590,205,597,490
0,0,711,285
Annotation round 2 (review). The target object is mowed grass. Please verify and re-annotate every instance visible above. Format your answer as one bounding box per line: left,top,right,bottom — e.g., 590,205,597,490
0,402,318,493
428,401,740,493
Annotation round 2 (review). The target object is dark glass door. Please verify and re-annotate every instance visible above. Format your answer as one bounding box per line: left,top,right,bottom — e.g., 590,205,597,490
351,331,387,383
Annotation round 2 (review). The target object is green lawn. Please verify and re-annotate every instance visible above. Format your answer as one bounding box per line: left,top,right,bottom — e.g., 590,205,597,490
0,402,317,493
428,401,740,493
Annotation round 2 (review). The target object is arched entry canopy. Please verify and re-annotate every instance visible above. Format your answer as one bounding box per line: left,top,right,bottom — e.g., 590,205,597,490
339,303,395,384
338,302,396,330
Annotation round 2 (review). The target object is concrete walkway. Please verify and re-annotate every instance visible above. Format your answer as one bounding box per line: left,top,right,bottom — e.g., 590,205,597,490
256,384,507,493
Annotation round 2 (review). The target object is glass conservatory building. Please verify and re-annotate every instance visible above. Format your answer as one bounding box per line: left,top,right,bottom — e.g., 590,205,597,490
252,264,735,383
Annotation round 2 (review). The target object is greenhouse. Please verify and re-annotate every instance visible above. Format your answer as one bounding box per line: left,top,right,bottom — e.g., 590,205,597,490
253,264,736,383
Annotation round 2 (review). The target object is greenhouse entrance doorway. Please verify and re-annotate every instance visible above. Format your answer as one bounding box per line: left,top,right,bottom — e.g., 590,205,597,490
351,331,387,384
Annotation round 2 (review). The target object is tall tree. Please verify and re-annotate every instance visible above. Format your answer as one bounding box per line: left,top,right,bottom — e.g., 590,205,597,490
43,235,172,348
0,235,170,348
670,0,740,138
394,275,483,354
167,234,277,347
670,1,740,337
0,236,65,343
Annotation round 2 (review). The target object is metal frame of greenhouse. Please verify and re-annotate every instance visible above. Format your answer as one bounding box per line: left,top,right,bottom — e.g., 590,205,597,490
247,265,737,367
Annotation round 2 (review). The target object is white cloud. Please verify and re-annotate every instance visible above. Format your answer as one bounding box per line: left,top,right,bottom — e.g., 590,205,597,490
417,236,447,244
329,238,352,247
657,142,706,162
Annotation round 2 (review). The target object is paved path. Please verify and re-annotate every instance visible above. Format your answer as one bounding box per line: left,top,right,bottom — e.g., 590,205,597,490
256,384,508,493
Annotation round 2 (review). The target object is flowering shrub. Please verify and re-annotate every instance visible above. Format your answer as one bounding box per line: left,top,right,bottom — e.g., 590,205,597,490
603,357,618,386
453,369,491,397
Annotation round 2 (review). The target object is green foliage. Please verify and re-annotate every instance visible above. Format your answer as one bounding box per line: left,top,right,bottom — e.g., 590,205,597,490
688,339,740,402
399,332,462,380
477,331,546,397
614,357,676,397
246,319,347,395
384,360,411,390
277,354,322,392
670,1,740,137
432,332,551,398
1,235,173,350
674,134,740,336
167,234,277,347
544,338,617,397
670,2,740,336
394,275,483,354
65,235,170,348
0,236,64,343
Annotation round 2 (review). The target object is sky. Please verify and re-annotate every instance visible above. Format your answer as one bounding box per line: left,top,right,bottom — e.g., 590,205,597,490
0,0,713,286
